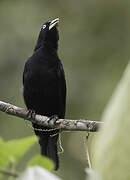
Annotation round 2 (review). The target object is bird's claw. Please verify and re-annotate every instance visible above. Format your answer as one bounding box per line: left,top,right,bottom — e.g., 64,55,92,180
27,109,36,119
47,115,59,125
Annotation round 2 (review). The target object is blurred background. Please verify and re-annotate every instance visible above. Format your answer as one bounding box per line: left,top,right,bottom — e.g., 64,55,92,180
0,0,130,179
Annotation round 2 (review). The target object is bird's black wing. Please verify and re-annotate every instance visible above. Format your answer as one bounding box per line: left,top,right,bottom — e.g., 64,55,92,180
57,60,66,118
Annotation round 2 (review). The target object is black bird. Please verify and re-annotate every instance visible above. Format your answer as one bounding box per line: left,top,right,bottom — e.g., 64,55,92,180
23,18,66,170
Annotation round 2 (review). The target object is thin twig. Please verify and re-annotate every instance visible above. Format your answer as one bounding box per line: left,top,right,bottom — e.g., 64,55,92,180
0,100,103,132
58,133,64,154
0,167,19,177
85,133,92,168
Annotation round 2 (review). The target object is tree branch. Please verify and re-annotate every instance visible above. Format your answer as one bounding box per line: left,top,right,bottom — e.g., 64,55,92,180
0,100,103,132
0,167,19,177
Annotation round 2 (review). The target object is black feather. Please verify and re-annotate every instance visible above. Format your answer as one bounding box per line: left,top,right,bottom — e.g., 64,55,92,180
23,19,66,170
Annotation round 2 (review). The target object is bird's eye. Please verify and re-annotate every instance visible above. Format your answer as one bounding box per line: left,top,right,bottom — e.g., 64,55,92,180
42,25,46,30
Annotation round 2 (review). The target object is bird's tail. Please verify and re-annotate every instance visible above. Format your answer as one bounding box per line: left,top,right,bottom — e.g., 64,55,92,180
39,134,59,170
32,123,59,170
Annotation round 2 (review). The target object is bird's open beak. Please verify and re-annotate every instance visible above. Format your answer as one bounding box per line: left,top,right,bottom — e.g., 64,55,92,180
49,18,59,30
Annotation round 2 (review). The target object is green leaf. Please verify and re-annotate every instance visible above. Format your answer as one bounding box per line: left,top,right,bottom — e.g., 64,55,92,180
5,136,37,166
92,61,130,180
0,136,37,179
28,155,54,171
0,137,10,168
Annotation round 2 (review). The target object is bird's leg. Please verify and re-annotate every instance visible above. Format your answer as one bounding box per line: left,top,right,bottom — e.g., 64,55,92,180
48,115,60,137
47,115,59,126
27,109,36,119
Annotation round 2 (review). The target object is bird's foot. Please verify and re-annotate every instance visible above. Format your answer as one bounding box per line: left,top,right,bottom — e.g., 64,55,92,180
27,109,36,119
47,115,59,125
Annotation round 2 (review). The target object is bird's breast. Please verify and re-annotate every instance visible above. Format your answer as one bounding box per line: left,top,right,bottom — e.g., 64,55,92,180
24,61,59,92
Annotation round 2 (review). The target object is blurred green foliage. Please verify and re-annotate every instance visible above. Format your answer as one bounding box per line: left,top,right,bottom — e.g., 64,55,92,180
0,136,37,179
28,155,54,171
0,135,56,180
92,61,130,180
0,0,130,179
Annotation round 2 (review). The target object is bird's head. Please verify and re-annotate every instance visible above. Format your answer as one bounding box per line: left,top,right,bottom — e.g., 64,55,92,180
34,18,59,51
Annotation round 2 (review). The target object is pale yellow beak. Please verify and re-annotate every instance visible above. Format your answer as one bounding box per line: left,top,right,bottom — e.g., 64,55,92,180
49,18,59,30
